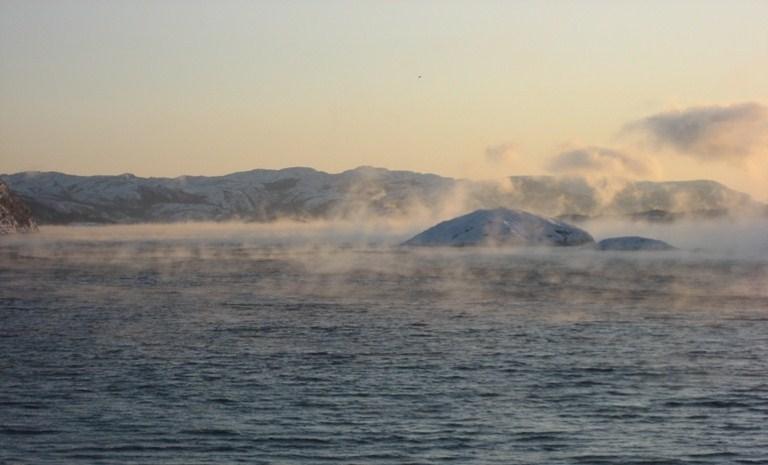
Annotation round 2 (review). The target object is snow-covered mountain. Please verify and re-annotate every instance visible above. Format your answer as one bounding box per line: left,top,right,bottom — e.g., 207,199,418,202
0,167,454,224
402,208,594,247
0,167,762,224
0,180,37,234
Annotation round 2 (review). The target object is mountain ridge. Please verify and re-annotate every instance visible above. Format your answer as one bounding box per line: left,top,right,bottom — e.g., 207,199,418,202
1,167,762,225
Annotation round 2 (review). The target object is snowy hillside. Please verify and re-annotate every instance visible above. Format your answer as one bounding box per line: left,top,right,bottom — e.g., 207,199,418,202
402,208,594,247
0,167,454,224
0,167,762,224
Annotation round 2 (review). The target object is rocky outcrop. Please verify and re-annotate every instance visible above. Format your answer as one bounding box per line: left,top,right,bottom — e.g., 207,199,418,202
402,208,594,247
0,180,37,234
596,236,675,251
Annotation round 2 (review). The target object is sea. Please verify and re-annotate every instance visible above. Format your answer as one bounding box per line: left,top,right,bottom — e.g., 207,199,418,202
1,222,767,464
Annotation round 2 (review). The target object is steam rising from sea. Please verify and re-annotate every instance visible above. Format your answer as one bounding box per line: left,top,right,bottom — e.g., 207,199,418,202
1,219,767,463
3,216,767,258
2,219,767,312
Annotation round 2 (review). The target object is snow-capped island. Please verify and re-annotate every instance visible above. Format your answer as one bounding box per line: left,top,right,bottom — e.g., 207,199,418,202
402,208,594,247
596,236,675,251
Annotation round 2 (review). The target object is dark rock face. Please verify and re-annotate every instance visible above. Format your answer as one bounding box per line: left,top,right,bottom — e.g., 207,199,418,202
0,181,38,234
596,236,675,251
402,208,595,247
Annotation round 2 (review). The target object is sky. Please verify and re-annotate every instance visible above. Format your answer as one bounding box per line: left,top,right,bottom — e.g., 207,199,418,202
1,0,767,199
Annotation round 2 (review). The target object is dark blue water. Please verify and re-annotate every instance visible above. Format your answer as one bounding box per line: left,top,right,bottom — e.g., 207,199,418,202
1,237,767,464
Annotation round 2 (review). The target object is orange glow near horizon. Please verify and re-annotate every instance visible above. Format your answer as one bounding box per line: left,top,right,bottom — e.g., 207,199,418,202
1,1,767,200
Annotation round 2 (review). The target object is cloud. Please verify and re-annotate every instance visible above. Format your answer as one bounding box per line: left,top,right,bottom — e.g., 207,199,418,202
460,142,525,181
547,146,652,178
624,102,768,161
484,143,517,164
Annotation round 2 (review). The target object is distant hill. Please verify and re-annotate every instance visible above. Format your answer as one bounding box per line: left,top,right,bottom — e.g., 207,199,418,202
1,167,763,225
0,180,37,234
402,208,594,247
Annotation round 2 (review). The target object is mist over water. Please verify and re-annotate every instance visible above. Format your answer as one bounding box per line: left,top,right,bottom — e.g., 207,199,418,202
1,221,767,464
